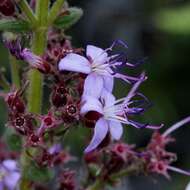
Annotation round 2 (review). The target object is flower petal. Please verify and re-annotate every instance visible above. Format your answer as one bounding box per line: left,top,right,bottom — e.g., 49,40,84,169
0,183,3,190
80,96,103,116
109,121,123,140
86,45,108,64
83,73,104,99
58,53,91,74
2,160,17,171
101,89,116,107
103,76,114,92
4,172,20,190
84,118,109,153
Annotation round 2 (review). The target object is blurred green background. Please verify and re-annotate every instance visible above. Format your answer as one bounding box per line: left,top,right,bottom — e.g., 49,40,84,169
1,0,190,189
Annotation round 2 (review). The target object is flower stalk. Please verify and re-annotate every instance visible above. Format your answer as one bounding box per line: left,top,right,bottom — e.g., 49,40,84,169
20,0,49,189
9,53,20,88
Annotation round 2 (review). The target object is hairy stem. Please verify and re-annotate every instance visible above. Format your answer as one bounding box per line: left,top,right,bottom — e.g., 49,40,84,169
27,28,47,113
20,1,49,189
9,54,20,88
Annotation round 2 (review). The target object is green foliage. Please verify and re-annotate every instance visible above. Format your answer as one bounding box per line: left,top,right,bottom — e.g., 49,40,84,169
156,4,190,35
7,134,22,151
0,19,31,32
25,161,54,182
54,7,83,30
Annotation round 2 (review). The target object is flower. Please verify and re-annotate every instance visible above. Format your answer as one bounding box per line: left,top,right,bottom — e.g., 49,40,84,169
144,116,190,178
0,159,20,190
37,112,61,136
21,49,51,74
4,38,50,73
58,41,141,98
80,73,163,153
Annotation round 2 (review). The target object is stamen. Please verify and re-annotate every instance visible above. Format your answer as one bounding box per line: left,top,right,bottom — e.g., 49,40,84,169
163,116,190,137
167,166,190,176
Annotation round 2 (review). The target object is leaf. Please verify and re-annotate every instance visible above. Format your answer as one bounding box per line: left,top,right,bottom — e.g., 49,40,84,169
7,134,22,151
54,7,83,30
25,161,54,182
0,19,31,32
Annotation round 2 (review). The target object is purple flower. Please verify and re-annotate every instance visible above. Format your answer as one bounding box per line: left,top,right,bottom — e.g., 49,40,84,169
80,73,163,153
4,38,50,73
21,49,51,73
0,159,20,190
58,43,141,98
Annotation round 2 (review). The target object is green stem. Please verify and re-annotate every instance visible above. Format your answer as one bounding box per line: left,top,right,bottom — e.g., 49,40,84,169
17,0,37,25
9,54,20,88
27,28,47,113
36,0,49,26
0,71,10,91
20,1,49,189
48,0,65,25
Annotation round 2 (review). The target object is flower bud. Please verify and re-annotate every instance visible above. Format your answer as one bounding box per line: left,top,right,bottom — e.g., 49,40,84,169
51,83,67,107
0,0,15,16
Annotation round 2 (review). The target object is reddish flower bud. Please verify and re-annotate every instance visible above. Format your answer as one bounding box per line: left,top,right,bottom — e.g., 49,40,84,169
0,0,15,16
51,83,67,107
6,92,25,113
26,133,43,147
59,170,76,190
62,103,79,123
84,150,101,164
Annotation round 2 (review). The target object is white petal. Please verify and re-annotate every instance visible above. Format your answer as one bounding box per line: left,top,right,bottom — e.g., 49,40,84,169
101,89,116,107
186,182,190,190
80,96,103,116
84,118,109,153
103,76,114,92
58,53,91,74
86,45,108,64
109,121,123,140
2,160,17,171
83,73,104,98
4,172,20,190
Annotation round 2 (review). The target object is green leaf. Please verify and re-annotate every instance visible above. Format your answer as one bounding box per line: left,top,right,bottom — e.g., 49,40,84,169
25,161,54,182
7,134,22,151
0,19,31,32
53,7,83,30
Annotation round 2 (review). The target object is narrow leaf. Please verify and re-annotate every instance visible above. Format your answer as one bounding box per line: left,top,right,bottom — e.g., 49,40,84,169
0,19,31,32
53,7,83,30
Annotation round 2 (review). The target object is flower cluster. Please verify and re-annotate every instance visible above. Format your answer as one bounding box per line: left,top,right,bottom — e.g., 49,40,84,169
82,117,190,188
3,30,190,188
1,2,190,187
58,42,163,152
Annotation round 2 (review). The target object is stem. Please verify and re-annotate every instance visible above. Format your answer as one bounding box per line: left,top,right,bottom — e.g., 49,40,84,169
9,54,20,88
48,0,65,25
17,0,37,25
0,71,10,91
27,28,47,113
36,0,49,26
20,1,49,189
